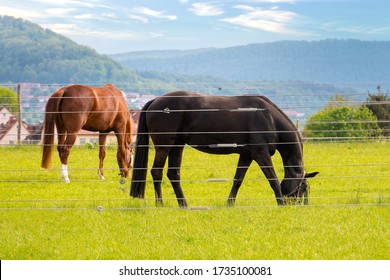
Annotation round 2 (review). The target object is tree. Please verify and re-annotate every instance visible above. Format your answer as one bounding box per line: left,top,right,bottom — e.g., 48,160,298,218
0,87,18,114
304,95,382,140
364,86,390,137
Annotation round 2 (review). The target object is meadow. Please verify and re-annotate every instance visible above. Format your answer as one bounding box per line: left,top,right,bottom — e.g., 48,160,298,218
0,142,389,259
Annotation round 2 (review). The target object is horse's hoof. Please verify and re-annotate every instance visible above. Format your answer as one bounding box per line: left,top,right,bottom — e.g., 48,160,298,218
156,200,164,207
62,177,70,183
227,198,236,207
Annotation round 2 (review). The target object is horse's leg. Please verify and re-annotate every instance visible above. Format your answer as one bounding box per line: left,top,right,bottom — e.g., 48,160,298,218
98,133,107,180
167,146,188,208
56,128,68,182
115,130,129,178
58,132,77,183
227,154,253,207
151,147,170,207
252,151,285,206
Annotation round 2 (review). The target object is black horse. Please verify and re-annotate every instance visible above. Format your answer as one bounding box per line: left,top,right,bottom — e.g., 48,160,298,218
130,91,318,207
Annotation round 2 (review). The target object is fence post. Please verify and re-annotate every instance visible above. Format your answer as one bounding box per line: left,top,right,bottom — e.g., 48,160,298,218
17,84,22,145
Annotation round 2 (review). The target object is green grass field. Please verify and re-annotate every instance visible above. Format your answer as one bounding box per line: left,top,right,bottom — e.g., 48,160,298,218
0,142,389,259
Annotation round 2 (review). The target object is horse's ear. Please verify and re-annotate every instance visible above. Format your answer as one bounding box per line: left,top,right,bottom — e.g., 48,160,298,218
305,172,319,178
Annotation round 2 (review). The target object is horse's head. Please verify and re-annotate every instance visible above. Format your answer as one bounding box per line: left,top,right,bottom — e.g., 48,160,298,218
117,142,133,179
117,130,134,180
120,116,134,177
281,172,319,204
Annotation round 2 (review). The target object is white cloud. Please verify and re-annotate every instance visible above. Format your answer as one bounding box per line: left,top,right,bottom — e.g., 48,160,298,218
73,13,97,20
41,22,162,41
40,23,80,35
31,0,108,9
128,14,149,24
244,0,296,3
222,5,298,34
0,6,47,20
131,7,177,21
189,2,224,16
45,8,76,16
322,20,390,36
1,5,84,21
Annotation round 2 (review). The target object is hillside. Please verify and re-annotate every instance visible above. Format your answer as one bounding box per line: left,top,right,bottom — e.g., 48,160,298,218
0,16,237,95
111,40,390,83
0,16,152,85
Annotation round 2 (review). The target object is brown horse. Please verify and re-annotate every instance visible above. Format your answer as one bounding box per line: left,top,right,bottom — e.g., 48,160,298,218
41,84,133,182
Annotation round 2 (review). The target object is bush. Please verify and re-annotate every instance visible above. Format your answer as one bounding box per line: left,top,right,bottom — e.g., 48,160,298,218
364,91,390,137
304,96,382,140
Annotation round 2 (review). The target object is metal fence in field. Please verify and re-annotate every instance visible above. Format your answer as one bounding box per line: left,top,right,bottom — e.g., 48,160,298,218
0,82,389,209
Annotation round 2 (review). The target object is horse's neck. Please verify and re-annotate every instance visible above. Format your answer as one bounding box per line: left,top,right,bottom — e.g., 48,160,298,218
276,119,304,179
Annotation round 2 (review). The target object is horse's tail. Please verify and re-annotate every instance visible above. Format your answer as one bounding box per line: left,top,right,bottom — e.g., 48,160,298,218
130,99,155,198
41,90,62,169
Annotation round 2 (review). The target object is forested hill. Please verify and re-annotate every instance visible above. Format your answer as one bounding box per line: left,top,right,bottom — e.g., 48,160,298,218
111,40,390,83
0,16,148,84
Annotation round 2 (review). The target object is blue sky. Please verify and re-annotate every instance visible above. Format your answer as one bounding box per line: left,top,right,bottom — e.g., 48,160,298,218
1,0,389,54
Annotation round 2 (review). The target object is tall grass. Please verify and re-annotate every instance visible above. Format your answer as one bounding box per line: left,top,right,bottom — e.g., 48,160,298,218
0,143,389,259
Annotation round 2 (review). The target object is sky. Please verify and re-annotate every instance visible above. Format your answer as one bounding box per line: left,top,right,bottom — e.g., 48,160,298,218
1,0,390,54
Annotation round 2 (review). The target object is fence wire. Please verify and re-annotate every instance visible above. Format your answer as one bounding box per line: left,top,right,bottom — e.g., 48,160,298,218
0,82,389,210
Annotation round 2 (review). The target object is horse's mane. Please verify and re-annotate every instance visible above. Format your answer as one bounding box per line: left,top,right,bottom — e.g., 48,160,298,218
258,96,295,126
258,95,302,142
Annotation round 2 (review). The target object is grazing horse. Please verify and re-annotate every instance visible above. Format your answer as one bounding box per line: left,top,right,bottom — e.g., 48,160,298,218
130,91,318,207
41,84,133,182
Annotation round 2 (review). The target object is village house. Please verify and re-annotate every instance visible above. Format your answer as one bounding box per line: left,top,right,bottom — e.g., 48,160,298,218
1,106,13,124
0,106,30,145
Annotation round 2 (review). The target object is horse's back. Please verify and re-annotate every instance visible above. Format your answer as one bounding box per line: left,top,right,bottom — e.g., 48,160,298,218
58,84,124,105
144,91,285,153
146,91,278,127
53,84,129,132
